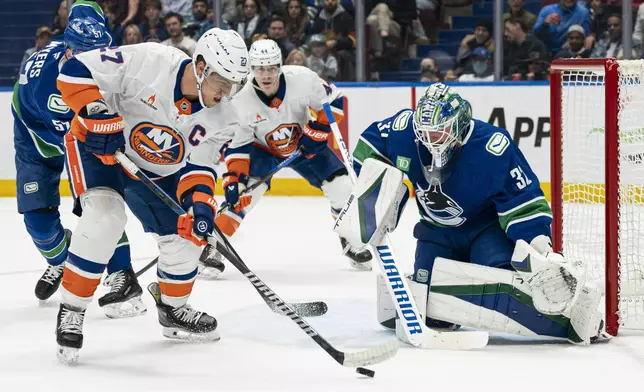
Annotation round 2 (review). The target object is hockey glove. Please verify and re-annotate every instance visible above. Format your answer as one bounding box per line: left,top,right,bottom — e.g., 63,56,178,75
79,101,126,165
300,122,331,158
222,172,252,212
178,189,218,246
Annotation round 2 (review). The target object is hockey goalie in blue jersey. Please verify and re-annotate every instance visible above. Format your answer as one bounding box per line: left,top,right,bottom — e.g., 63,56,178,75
12,1,145,318
335,83,610,345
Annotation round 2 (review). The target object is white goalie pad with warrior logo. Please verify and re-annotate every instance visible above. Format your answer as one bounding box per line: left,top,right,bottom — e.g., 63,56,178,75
377,255,609,345
333,158,410,247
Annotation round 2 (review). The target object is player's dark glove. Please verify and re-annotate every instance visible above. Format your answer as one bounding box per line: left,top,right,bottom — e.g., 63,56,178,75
300,122,331,158
178,187,218,246
222,172,251,212
79,101,125,165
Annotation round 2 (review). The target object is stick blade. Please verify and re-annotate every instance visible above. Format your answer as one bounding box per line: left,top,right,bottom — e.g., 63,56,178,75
341,338,399,367
270,301,328,317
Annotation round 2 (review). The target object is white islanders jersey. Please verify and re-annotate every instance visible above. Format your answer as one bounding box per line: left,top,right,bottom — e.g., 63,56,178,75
226,65,342,158
58,43,240,178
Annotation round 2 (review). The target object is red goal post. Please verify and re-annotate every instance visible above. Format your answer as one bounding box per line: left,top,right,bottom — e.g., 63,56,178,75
550,58,644,336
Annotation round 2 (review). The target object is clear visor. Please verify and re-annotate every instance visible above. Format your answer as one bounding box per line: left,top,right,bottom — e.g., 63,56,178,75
252,65,280,77
201,71,235,98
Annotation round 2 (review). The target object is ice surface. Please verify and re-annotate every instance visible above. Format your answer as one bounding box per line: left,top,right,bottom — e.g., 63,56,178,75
1,197,644,392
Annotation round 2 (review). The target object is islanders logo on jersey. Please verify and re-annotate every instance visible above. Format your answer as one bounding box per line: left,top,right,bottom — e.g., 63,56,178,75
129,122,185,165
415,181,465,227
265,123,302,157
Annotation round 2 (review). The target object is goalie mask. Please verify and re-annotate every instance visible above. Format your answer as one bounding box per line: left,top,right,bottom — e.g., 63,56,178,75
413,83,472,169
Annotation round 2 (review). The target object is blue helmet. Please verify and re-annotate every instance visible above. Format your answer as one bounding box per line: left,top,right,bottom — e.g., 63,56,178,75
64,17,112,54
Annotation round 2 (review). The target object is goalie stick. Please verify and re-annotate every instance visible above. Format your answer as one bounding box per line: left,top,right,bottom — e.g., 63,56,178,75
115,151,397,369
132,150,327,317
322,100,489,350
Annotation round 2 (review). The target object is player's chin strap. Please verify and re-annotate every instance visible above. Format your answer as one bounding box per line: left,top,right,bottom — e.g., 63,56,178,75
322,99,488,350
113,150,398,371
193,63,208,107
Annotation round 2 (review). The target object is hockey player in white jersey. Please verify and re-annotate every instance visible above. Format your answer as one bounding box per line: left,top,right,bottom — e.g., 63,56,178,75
54,29,249,364
215,39,372,270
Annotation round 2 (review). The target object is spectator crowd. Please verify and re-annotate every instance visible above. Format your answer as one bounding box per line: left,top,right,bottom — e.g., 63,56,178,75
21,0,644,83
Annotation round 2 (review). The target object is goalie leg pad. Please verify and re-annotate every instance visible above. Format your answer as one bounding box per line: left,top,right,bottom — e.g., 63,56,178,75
334,158,409,247
61,187,127,309
155,234,200,308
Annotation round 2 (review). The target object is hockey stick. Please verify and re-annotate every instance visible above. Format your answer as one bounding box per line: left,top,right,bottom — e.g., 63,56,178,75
217,149,304,213
130,150,326,317
115,151,397,368
135,257,158,278
322,100,489,350
133,150,302,277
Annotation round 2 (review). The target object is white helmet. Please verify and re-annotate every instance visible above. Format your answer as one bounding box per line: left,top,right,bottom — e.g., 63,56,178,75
193,28,250,105
249,39,282,68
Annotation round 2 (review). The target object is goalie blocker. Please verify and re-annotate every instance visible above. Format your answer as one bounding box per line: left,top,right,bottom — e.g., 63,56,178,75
336,159,609,345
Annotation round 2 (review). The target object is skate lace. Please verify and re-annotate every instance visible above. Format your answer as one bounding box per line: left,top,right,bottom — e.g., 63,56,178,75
173,305,203,324
60,308,84,334
43,264,64,285
104,271,126,293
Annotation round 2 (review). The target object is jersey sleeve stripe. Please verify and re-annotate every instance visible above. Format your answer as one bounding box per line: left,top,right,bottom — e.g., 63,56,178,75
177,168,216,202
57,79,103,114
313,97,345,126
497,197,552,231
503,212,553,232
225,147,251,176
353,136,391,165
57,74,97,86
497,196,547,216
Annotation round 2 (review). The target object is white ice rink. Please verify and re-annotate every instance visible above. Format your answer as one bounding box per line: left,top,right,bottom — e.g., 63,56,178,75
2,196,644,392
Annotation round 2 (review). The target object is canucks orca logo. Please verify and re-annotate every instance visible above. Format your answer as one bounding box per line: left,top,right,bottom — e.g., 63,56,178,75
415,181,465,226
129,122,185,165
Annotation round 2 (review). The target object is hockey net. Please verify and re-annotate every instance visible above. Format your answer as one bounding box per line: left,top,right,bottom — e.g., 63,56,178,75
551,59,644,336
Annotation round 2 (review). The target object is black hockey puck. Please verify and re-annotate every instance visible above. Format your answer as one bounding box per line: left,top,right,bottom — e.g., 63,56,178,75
356,367,375,378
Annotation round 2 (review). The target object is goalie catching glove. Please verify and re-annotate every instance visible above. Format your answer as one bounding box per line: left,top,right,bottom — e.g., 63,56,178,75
511,236,587,315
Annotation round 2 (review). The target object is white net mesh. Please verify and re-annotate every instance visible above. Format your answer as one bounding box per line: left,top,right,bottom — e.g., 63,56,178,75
559,61,644,329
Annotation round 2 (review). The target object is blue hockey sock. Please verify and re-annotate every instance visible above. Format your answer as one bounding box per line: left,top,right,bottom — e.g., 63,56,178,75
106,232,132,274
23,209,68,266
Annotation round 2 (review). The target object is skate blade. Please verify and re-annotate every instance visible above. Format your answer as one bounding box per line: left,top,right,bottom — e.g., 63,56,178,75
350,260,373,271
104,296,147,319
57,345,80,365
162,327,221,342
197,267,222,280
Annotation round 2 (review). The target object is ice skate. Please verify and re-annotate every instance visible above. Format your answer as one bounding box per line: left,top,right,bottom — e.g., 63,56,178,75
340,237,373,271
35,229,71,301
198,244,226,280
98,268,147,318
55,303,85,365
147,282,220,341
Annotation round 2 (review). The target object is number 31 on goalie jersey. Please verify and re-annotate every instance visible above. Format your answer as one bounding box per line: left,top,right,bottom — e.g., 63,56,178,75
511,166,532,190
